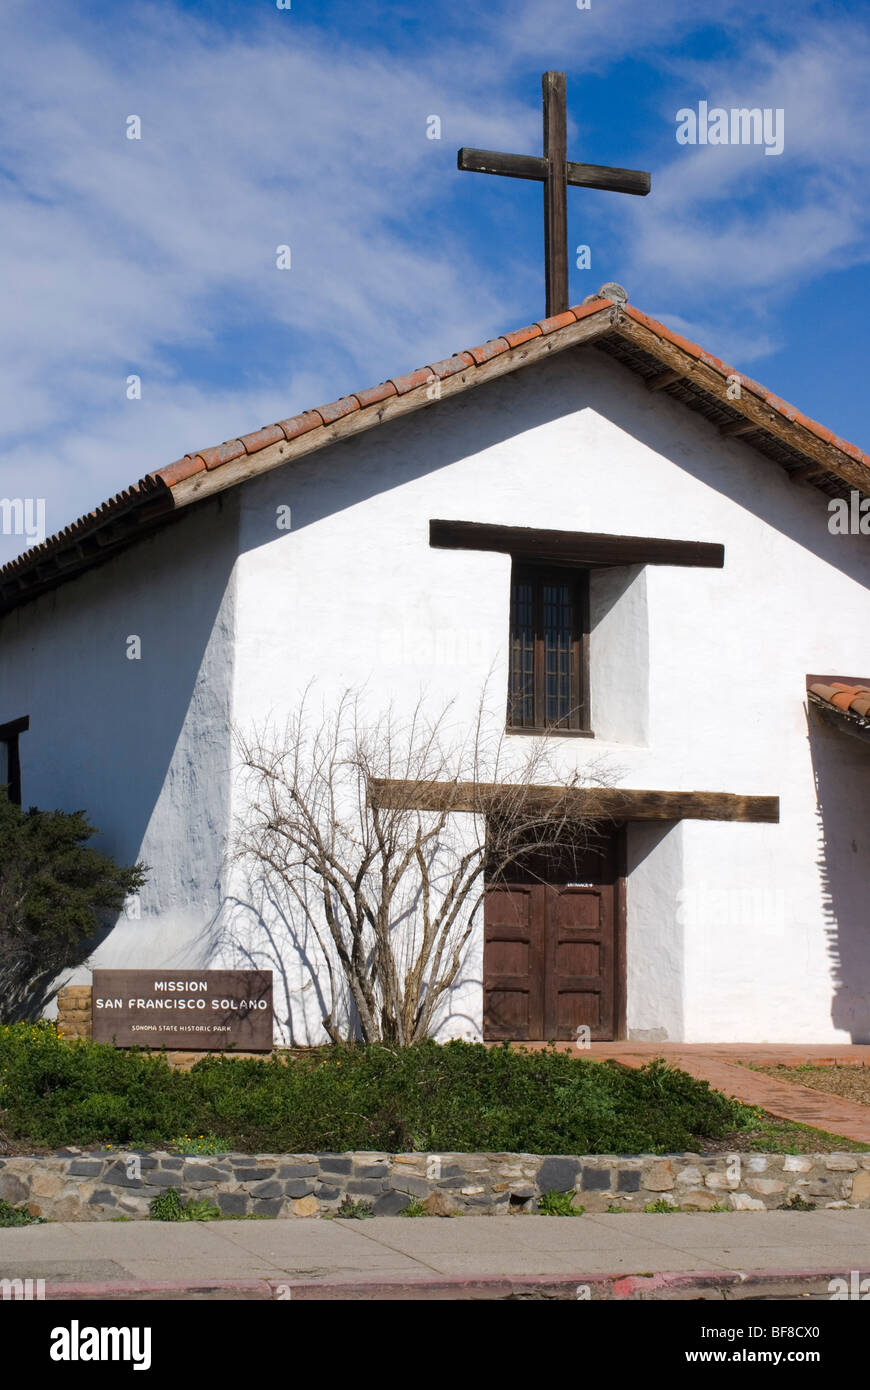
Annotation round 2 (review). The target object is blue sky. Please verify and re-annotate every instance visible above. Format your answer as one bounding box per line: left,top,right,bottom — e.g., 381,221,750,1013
1,0,868,561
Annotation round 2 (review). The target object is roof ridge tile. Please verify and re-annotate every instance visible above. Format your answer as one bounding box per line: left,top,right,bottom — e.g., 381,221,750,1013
278,410,324,441
467,336,510,366
195,440,246,471
239,424,285,454
316,396,361,426
154,456,205,487
536,310,580,334
389,367,437,396
353,381,398,409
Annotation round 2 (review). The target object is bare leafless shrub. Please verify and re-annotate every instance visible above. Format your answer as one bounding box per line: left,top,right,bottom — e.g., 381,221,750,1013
232,686,616,1043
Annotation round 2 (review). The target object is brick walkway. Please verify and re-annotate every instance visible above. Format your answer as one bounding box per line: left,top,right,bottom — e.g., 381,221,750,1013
585,1043,870,1067
512,1042,870,1144
590,1043,870,1145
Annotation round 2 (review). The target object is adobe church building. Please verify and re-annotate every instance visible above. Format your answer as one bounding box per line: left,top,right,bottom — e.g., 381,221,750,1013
2,289,869,1044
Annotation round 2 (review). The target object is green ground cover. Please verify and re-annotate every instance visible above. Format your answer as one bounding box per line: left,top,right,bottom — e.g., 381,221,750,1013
0,1022,752,1155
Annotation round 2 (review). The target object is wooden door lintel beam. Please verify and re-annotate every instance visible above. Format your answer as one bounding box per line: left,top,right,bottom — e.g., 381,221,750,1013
369,780,779,823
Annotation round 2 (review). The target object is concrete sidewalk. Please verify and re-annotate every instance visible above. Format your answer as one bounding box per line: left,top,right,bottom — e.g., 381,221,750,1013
1,1211,869,1300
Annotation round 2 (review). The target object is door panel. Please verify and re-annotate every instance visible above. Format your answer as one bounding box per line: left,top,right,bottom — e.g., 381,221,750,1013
483,829,622,1041
482,885,545,1040
546,886,614,1041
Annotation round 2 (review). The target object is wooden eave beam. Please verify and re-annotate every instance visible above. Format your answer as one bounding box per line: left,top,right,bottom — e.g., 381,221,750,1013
719,419,758,438
612,312,870,496
789,463,826,485
646,369,684,392
429,519,724,568
0,493,179,619
369,778,779,823
808,695,870,746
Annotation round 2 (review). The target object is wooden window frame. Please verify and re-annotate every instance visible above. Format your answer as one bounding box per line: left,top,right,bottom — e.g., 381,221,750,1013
0,716,28,806
507,563,591,735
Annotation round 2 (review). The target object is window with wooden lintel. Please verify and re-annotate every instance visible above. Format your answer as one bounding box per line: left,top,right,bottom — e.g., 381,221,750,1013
429,519,724,740
0,716,28,806
508,564,590,733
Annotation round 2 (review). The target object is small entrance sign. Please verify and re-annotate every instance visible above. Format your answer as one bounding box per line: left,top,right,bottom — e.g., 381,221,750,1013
91,970,273,1051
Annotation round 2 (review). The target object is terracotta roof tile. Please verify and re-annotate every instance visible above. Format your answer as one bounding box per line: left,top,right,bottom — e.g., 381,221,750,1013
3,293,870,617
389,367,436,396
154,456,205,487
428,352,475,379
195,440,246,471
502,325,543,349
572,298,613,322
809,681,870,719
239,424,285,454
467,337,510,366
536,310,580,335
316,396,360,426
832,689,861,711
278,411,324,441
353,381,398,409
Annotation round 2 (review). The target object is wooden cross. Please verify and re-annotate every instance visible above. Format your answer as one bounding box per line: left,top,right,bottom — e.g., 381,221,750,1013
458,71,650,317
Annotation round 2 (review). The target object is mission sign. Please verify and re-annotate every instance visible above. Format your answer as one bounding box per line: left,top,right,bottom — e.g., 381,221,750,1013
91,969,273,1051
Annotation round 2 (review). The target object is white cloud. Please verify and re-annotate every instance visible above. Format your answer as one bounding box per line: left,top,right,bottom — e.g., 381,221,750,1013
0,2,540,562
626,25,870,298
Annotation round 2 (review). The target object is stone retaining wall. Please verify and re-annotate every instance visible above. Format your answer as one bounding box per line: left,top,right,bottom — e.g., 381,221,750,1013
2,1148,870,1221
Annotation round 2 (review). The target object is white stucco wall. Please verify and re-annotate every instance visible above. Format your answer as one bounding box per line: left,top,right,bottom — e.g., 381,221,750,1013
589,564,649,746
625,820,684,1042
223,343,870,1043
3,339,870,1042
0,494,239,987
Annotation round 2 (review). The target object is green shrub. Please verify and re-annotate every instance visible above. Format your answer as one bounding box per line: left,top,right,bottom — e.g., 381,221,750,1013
149,1189,220,1222
169,1133,228,1155
333,1197,373,1219
398,1200,430,1218
0,1198,43,1227
537,1190,583,1215
779,1193,815,1211
0,1030,748,1155
0,796,146,1022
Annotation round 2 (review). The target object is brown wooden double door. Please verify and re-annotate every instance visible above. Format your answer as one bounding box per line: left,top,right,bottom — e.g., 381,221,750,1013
483,830,623,1041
